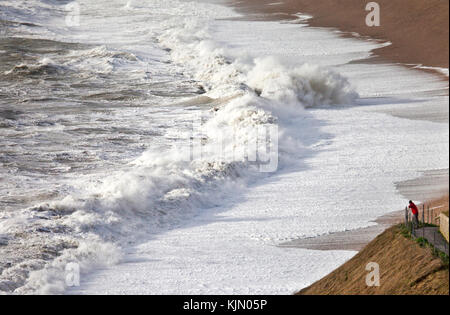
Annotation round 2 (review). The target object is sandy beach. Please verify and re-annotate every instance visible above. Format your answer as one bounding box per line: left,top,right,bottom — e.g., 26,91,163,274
228,0,449,69
280,169,449,251
1,0,448,295
68,1,447,294
225,0,450,252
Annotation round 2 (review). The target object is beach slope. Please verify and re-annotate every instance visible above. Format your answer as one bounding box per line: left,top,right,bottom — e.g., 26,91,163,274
297,225,449,295
232,0,449,68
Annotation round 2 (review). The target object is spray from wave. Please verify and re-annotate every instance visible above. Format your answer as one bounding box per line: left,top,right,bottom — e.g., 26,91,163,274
0,1,357,294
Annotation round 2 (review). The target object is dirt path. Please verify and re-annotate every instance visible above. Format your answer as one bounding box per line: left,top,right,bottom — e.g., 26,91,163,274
414,226,449,255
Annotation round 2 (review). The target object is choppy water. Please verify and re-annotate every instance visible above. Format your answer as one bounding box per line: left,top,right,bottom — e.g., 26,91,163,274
1,0,447,295
0,0,226,293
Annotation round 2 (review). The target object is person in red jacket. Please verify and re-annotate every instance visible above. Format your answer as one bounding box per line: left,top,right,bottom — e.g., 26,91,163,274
409,200,419,227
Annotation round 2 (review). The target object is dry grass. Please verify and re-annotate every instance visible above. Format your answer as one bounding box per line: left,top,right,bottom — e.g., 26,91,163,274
297,225,449,295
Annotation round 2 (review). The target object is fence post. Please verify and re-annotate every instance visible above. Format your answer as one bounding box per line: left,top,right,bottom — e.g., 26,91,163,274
423,212,425,238
422,204,425,222
422,205,425,225
405,206,408,225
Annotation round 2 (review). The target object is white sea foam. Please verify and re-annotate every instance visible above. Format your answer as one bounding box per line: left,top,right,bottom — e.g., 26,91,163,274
69,0,447,295
416,66,449,77
1,0,448,294
34,33,356,295
1,0,362,294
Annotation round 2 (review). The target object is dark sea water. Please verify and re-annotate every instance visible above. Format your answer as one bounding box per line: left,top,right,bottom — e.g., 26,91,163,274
1,0,447,295
0,0,209,293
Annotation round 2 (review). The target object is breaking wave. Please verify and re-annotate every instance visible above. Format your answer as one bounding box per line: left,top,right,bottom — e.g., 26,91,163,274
4,58,66,76
0,0,357,294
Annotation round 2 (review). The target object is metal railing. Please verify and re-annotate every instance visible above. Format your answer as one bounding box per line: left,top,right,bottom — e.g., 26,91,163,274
404,204,449,255
404,204,440,227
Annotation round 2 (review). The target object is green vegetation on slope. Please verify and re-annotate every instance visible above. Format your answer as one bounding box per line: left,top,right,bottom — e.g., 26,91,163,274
297,225,449,295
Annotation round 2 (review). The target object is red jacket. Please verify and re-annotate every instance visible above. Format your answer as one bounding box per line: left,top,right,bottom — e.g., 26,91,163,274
409,202,419,215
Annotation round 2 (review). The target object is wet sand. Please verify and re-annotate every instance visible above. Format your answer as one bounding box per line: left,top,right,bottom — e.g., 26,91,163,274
372,102,449,124
222,0,449,251
227,0,449,70
280,169,449,251
279,211,403,251
396,169,449,203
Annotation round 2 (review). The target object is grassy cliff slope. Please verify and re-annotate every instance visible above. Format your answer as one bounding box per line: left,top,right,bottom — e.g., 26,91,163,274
297,225,449,295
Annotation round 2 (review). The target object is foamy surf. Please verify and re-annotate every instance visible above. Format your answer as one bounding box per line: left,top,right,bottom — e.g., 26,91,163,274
0,0,358,294
1,0,448,295
69,1,447,295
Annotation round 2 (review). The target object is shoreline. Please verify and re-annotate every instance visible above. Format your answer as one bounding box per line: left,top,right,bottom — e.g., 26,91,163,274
297,225,449,295
279,210,403,251
221,0,449,252
226,0,449,73
280,169,449,251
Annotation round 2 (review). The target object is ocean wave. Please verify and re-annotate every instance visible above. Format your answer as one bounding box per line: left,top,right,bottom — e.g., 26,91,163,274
4,57,66,76
0,0,358,294
157,18,358,106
